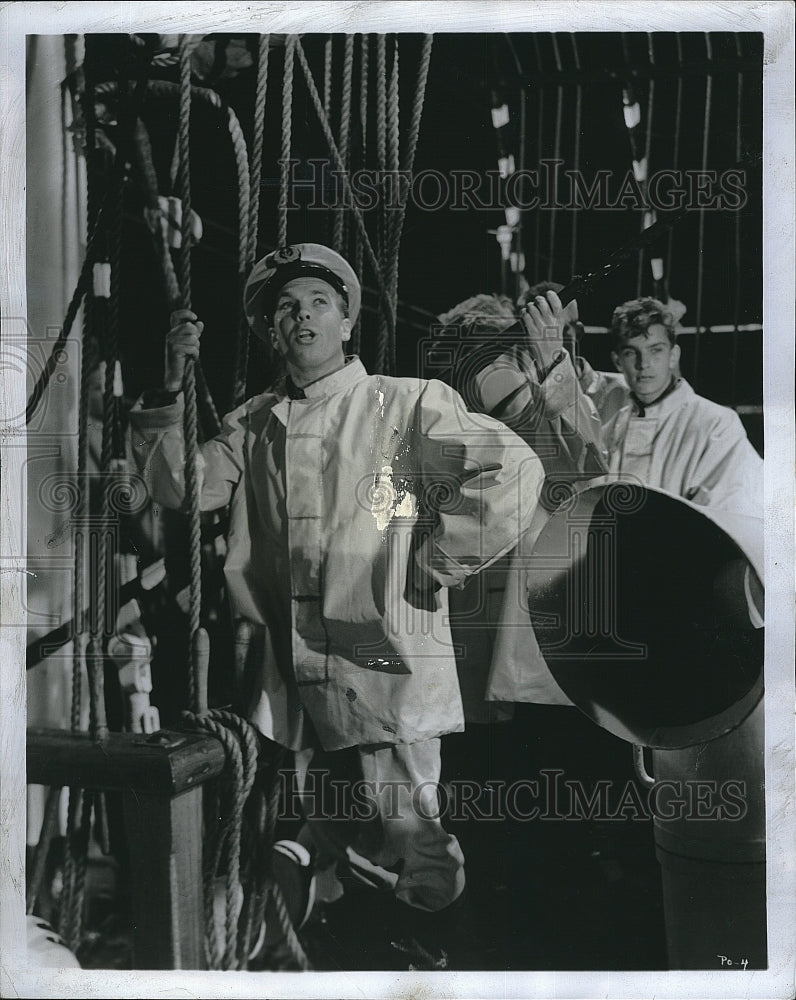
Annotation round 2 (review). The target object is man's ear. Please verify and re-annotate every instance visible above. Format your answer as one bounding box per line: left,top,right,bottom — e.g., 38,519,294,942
269,327,281,352
611,350,622,372
340,317,352,343
670,342,681,369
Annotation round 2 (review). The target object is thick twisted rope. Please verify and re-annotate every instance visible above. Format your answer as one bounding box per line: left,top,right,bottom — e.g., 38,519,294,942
351,34,369,354
548,34,564,282
176,35,203,715
382,35,433,374
182,710,261,969
247,36,271,261
333,35,355,253
278,36,296,248
570,34,582,278
294,38,394,364
382,39,400,374
323,36,333,116
232,35,270,408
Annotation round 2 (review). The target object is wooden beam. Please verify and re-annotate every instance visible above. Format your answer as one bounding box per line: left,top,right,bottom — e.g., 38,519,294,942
27,728,225,795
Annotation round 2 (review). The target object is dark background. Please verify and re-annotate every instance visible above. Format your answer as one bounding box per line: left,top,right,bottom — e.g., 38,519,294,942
69,31,763,447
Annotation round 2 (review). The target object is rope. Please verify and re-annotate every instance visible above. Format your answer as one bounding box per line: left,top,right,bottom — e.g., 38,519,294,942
26,785,62,914
323,36,333,117
383,35,433,374
570,33,582,278
231,35,271,409
182,710,273,970
382,38,400,374
693,32,713,391
532,35,545,279
351,34,369,354
248,36,270,262
376,34,387,268
278,36,296,248
333,35,355,253
548,34,564,281
294,38,395,355
176,34,203,715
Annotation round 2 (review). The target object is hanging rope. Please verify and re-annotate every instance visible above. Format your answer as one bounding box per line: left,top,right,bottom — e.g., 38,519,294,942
175,34,204,715
693,32,713,391
531,35,545,279
547,34,564,282
569,34,582,279
332,35,355,253
376,34,387,267
231,35,271,409
351,34,369,355
381,38,401,375
383,34,433,375
278,36,296,248
294,38,394,358
323,36,333,117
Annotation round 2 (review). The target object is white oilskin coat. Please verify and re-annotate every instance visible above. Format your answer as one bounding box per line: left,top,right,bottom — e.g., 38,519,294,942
130,358,542,751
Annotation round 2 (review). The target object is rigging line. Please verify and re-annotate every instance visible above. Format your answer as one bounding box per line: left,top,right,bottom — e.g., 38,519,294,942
177,34,203,714
233,34,269,409
548,33,564,282
278,35,296,247
323,35,333,117
532,34,545,280
693,32,713,392
333,34,355,253
376,34,387,265
569,33,582,280
294,38,395,364
385,37,400,375
352,34,369,354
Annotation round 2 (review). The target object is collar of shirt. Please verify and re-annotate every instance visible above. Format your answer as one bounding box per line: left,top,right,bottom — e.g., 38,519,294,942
630,376,689,417
272,357,369,424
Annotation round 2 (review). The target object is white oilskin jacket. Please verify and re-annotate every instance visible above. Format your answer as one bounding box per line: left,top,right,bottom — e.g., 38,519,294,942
130,358,542,751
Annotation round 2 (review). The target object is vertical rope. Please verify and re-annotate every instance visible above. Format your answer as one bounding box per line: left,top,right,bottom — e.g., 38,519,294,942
547,34,564,281
532,35,545,279
569,34,582,279
333,35,355,253
247,36,270,261
352,34,369,354
323,36,333,117
294,39,394,355
232,35,270,409
384,38,400,375
177,35,202,713
278,36,296,248
693,33,713,391
376,34,387,267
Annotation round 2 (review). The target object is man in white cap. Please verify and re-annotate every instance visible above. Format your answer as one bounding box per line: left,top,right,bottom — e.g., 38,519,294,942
129,243,543,965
